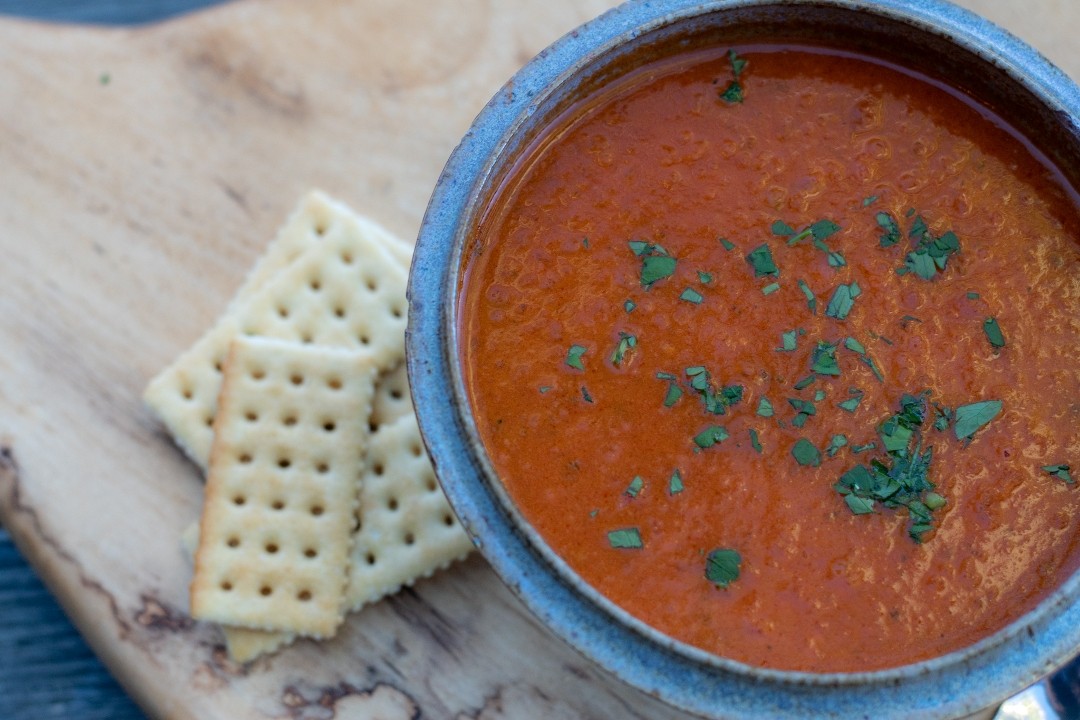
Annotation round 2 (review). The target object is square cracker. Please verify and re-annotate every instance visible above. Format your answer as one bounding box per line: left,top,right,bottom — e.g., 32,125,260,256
143,193,410,470
212,412,474,663
190,336,377,637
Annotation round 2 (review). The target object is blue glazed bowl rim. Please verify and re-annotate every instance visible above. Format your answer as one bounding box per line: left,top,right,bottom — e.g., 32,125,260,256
407,1,1080,717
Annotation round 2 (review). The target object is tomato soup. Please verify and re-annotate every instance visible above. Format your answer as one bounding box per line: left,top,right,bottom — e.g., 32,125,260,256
458,45,1080,672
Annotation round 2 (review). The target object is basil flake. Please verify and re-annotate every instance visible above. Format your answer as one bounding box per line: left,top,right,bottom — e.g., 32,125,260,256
720,237,736,251
877,211,902,248
756,397,774,417
642,255,677,288
845,494,875,515
1043,464,1074,484
825,282,862,320
749,429,763,454
581,386,594,403
778,330,798,352
826,434,849,457
625,476,644,498
670,469,685,494
624,299,636,313
762,282,781,295
610,332,637,366
797,279,817,314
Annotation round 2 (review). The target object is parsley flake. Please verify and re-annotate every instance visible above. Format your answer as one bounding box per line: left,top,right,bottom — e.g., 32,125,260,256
566,344,587,370
698,271,713,284
624,299,636,313
953,400,1002,441
762,282,781,295
778,330,798,352
630,242,677,288
705,548,742,588
746,243,779,277
608,528,643,549
1043,464,1074,484
756,397,775,417
825,282,862,320
797,279,817,314
826,434,849,457
792,438,821,467
749,429,763,454
983,317,1006,348
625,476,644,498
681,287,705,304
811,342,841,376
694,425,730,449
581,386,594,403
876,211,902,247
669,469,685,494
610,332,637,366
719,237,736,251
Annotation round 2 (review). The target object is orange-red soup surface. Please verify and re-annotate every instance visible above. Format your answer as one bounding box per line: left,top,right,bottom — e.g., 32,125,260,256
459,45,1080,672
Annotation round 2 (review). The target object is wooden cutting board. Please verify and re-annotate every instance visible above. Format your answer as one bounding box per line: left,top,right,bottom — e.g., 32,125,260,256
0,1,1076,718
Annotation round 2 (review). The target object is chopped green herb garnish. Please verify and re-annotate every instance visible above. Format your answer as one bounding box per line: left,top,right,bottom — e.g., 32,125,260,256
582,237,590,249
762,282,781,295
772,220,797,237
610,332,637,366
933,404,954,432
825,281,861,320
663,382,683,408
826,434,849,457
814,389,827,402
792,438,821,467
539,385,552,394
797,279,817,314
681,287,705,304
845,494,876,515
728,48,748,77
581,386,594,403
749,429,763,454
778,330,798,352
630,242,677,288
694,425,730,449
837,389,864,413
876,211,902,248
566,344,587,370
746,243,779,277
720,81,744,103
896,214,961,280
705,547,741,588
756,397,774,417
967,291,980,300
669,469,685,494
624,299,636,313
625,476,644,498
953,400,1002,441
851,441,877,454
1043,464,1074,484
844,337,866,355
608,528,643,549
811,342,841,376
719,237,736,251
698,271,713,284
863,195,879,207
788,398,817,415
775,218,841,245
861,355,885,383
684,367,743,415
983,317,1006,348
794,374,816,390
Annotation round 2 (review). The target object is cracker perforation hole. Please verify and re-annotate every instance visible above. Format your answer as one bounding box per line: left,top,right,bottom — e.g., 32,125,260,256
391,305,404,319
271,499,285,511
301,333,314,344
310,505,325,516
340,251,354,265
244,410,258,422
387,497,399,511
364,276,377,292
251,368,266,381
316,462,330,474
304,548,318,559
314,220,328,236
277,305,290,319
322,421,336,433
239,453,253,464
334,306,346,319
365,552,376,566
181,388,194,400
283,415,298,427
259,586,273,597
233,494,247,506
359,334,371,346
410,443,423,458
290,373,305,386
265,543,279,554
372,462,384,476
278,458,292,469
424,475,437,493
328,377,343,390
309,277,322,292
390,389,403,401
205,415,215,427
297,590,313,602
404,532,416,546
220,581,233,591
226,537,240,548
214,359,224,373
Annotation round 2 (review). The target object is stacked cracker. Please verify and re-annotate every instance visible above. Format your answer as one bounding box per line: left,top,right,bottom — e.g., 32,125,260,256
145,191,473,662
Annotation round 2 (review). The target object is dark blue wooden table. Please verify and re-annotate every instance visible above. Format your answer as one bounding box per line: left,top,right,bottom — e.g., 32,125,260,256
0,7,232,720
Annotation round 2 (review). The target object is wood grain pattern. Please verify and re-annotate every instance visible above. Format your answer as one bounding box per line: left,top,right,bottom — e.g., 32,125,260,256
0,1,1076,718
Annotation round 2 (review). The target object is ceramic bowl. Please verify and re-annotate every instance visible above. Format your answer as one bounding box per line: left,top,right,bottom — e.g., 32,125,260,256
406,1,1080,717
